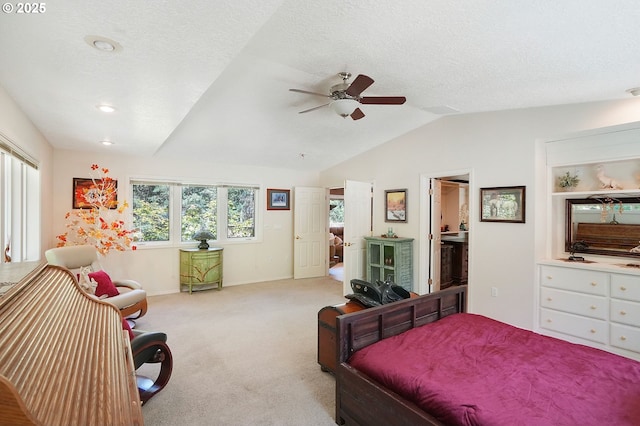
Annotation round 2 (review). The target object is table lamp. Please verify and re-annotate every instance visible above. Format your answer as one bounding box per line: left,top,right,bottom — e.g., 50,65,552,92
193,229,215,250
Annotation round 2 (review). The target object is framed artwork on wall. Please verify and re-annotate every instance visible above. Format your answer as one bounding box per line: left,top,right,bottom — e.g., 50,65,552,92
72,178,118,209
385,189,407,223
480,186,526,223
267,188,290,210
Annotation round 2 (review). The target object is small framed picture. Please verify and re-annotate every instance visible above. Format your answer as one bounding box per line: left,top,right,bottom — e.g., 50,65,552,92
267,188,290,210
480,186,526,223
385,189,407,223
73,178,118,209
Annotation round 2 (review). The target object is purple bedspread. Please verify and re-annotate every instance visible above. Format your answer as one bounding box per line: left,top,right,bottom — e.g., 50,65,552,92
348,313,640,426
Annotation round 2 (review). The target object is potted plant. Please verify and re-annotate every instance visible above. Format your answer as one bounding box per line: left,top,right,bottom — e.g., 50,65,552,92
557,171,580,191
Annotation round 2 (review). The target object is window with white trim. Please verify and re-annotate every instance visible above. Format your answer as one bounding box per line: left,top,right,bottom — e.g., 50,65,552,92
131,180,258,245
0,134,40,264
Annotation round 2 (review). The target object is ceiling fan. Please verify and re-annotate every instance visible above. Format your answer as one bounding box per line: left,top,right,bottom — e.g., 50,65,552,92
289,72,406,120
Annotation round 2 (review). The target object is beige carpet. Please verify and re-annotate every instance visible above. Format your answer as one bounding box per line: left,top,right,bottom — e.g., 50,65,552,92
137,274,345,426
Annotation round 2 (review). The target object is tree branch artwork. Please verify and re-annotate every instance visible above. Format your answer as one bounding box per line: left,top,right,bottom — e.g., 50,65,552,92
56,164,134,255
182,261,222,283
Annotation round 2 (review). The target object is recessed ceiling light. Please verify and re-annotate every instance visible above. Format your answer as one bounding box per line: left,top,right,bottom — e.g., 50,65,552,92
97,104,116,113
100,140,114,146
84,35,122,53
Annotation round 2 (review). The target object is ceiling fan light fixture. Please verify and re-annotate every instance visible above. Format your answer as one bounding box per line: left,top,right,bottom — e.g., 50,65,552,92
330,99,359,118
626,87,640,97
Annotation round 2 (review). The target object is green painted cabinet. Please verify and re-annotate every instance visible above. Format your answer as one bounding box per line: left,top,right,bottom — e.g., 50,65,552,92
364,237,414,291
179,248,223,293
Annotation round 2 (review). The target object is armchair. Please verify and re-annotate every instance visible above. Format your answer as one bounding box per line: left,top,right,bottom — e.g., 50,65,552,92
45,245,148,320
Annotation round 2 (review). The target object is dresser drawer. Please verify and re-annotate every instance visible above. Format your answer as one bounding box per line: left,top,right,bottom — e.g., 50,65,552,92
610,323,640,354
540,266,608,296
611,274,640,302
540,308,607,344
610,299,640,326
540,287,607,320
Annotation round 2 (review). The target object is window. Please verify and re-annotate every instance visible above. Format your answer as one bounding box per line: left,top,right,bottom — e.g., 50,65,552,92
0,134,40,264
181,185,217,241
132,180,258,246
132,182,170,242
227,187,255,238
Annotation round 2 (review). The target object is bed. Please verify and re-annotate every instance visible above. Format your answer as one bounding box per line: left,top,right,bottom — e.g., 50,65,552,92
335,285,640,426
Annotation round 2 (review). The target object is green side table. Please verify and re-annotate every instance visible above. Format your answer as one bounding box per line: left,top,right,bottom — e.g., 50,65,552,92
179,248,223,293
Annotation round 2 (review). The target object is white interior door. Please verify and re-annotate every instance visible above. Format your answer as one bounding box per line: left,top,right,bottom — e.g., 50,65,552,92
293,187,326,279
429,178,442,292
343,180,372,295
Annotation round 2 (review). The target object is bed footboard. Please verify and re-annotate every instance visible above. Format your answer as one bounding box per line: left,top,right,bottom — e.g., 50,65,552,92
335,285,467,425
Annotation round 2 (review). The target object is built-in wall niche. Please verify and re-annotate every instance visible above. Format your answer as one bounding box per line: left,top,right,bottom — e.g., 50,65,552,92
553,159,640,194
545,121,640,261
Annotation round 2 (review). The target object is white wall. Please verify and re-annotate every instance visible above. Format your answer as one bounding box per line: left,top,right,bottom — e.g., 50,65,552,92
0,85,54,257
6,74,640,327
50,150,320,296
320,97,640,330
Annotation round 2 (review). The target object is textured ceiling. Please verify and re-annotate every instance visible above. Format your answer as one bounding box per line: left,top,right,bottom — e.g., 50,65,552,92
1,1,640,171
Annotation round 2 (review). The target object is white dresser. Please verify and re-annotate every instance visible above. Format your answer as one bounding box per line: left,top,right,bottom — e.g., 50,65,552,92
538,261,640,361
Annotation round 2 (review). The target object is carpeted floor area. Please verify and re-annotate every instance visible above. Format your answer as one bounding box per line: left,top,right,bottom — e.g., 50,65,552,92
138,275,345,426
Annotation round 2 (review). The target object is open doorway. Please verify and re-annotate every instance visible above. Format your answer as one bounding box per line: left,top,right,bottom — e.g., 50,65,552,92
436,178,469,291
328,188,344,281
419,171,471,294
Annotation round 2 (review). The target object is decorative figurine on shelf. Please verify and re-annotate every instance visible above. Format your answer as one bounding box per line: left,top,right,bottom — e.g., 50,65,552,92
193,228,215,250
459,221,467,231
568,241,588,261
557,171,580,191
595,164,622,190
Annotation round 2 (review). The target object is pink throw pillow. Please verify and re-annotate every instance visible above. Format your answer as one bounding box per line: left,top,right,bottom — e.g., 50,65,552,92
89,270,120,298
122,317,134,340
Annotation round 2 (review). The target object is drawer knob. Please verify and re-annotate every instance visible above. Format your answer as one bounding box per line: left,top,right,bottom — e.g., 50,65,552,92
547,297,552,302
620,286,627,291
546,319,552,323
590,329,597,334
546,276,553,280
620,310,627,316
590,305,597,310
590,282,597,287
620,336,627,341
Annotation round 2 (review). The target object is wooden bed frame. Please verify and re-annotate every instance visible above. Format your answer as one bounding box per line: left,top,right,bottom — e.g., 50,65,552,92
335,285,468,426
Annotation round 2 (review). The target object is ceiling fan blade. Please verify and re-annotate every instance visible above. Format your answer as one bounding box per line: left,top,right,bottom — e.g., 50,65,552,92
360,96,406,105
289,88,330,98
298,103,330,114
351,108,365,120
345,74,374,97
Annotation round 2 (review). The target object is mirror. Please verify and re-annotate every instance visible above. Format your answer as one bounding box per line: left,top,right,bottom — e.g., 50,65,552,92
566,197,640,258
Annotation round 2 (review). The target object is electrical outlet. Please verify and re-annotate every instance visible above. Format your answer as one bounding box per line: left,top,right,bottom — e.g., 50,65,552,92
491,287,498,297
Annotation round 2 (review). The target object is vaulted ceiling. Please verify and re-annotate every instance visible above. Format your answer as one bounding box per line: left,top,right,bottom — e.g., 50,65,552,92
1,1,639,171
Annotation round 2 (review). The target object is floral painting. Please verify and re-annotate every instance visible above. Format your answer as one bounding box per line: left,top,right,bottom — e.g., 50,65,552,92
58,164,134,255
73,177,118,209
